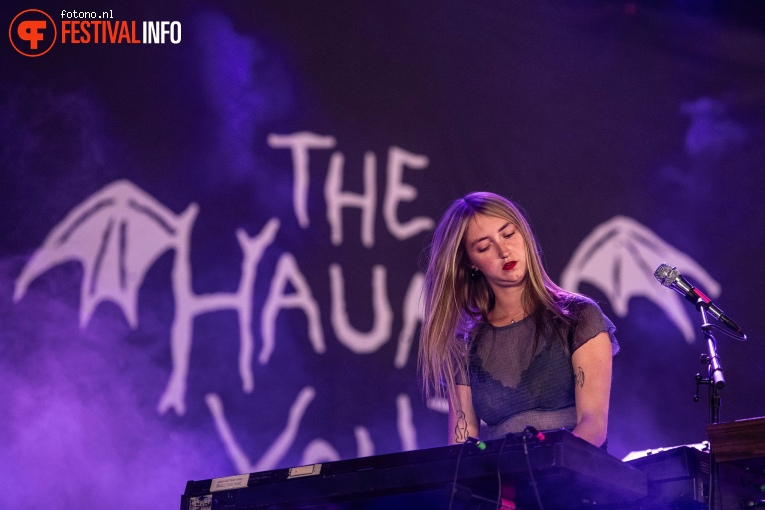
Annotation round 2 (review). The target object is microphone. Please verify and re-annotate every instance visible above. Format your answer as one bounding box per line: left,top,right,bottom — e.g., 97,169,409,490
654,263,744,336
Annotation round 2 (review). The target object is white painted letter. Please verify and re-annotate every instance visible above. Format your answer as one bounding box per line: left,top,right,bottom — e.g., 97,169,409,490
383,146,434,240
329,263,392,354
261,253,325,363
206,387,316,473
268,132,336,228
397,394,418,451
324,150,377,247
394,272,424,368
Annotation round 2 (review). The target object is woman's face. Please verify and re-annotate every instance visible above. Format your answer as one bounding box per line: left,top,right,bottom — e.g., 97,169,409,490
464,213,527,291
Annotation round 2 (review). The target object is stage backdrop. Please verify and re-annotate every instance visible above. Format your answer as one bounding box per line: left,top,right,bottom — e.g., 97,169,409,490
2,1,764,508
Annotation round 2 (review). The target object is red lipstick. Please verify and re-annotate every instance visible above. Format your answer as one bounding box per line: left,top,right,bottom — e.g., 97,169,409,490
503,261,517,271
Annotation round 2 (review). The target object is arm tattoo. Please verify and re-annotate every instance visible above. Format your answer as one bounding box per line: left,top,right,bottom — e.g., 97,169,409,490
576,367,585,388
454,410,469,442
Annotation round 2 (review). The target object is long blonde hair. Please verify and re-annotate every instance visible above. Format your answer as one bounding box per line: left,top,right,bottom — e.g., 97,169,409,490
418,192,574,407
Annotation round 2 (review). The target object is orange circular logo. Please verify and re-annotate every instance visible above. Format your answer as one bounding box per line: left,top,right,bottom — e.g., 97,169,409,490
9,9,57,57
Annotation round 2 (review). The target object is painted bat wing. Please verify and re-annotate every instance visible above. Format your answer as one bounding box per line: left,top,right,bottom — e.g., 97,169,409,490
560,216,720,343
14,179,197,329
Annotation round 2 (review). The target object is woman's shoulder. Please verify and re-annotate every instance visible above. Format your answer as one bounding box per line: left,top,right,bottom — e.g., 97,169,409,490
553,291,618,353
557,292,602,317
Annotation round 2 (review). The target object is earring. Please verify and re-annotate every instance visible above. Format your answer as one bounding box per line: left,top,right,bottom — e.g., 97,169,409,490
470,267,480,278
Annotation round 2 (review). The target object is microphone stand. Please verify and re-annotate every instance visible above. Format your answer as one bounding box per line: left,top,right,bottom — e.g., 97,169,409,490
692,303,724,510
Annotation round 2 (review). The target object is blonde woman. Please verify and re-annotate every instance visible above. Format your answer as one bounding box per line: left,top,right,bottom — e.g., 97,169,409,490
418,192,618,448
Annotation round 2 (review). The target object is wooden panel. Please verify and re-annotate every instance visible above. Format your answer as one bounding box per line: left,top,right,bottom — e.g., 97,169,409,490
707,416,765,464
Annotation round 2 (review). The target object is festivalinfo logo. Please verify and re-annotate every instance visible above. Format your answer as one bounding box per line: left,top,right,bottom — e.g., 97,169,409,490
9,8,182,57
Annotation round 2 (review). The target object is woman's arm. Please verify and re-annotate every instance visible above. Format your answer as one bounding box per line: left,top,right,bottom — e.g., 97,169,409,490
447,384,480,444
571,331,613,447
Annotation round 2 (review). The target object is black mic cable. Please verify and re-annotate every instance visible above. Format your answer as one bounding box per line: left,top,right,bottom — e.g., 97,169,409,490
494,433,510,510
523,426,545,510
448,437,485,510
447,440,468,510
